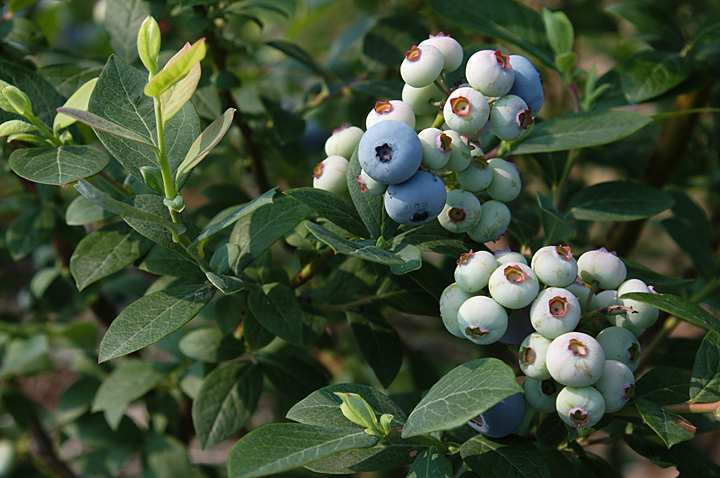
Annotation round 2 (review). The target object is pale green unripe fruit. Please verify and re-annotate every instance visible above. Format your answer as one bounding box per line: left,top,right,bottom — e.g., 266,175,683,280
442,129,473,171
313,155,348,196
593,360,635,413
457,159,493,193
325,125,364,159
402,82,446,116
518,332,552,380
417,127,451,170
466,200,511,243
401,44,445,88
530,287,581,339
547,332,606,387
618,279,659,329
466,49,514,97
439,283,474,338
356,169,387,196
611,314,646,337
490,95,532,141
419,33,463,72
523,377,562,413
566,281,599,313
488,262,539,309
439,189,482,233
457,295,508,345
531,245,578,287
597,327,641,372
455,250,498,293
486,157,522,202
443,87,490,136
366,100,416,129
494,249,528,266
556,386,606,429
576,248,627,290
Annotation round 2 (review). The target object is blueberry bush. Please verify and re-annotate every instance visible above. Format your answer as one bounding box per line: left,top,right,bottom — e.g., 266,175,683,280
0,0,719,477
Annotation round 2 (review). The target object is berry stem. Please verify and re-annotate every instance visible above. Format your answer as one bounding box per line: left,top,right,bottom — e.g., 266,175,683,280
663,400,720,415
568,82,582,113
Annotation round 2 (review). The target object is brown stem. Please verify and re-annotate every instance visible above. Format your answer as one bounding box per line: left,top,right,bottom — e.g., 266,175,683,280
30,414,79,478
568,82,581,113
289,248,334,290
664,400,720,414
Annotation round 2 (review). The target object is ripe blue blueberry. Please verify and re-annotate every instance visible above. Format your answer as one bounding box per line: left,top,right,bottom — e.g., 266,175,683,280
384,170,446,225
468,393,526,438
358,120,422,185
507,54,544,116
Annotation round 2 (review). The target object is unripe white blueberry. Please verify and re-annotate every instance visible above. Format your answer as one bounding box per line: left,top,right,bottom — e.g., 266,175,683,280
457,159,493,192
467,200,511,243
419,33,463,73
556,386,606,428
566,281,599,313
443,87,490,135
531,245,579,287
486,157,522,202
518,332,552,380
439,283,474,338
596,289,618,309
466,50,515,97
442,129,473,171
401,44,445,88
494,248,528,266
455,250,498,293
593,360,635,413
490,94,533,141
324,125,364,159
366,100,416,129
356,169,387,196
456,295,509,345
402,82,446,116
610,314,646,337
596,328,641,372
530,287,581,339
439,189,483,234
618,279,659,329
488,262,540,309
523,377,563,413
547,332,606,387
417,127,451,170
576,248,627,290
313,155,348,195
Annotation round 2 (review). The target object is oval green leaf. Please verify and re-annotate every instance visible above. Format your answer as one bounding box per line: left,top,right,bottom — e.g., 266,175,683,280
10,145,109,186
566,180,674,221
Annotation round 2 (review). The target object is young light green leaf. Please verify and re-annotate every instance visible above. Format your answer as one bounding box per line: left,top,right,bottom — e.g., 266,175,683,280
145,39,207,98
566,180,674,221
137,15,161,76
2,85,32,116
402,358,522,438
9,145,109,186
161,48,202,123
0,119,37,136
187,187,276,257
305,222,404,266
461,435,552,478
56,107,157,150
192,362,263,450
690,331,720,404
247,283,303,346
70,222,153,290
98,283,215,362
0,59,66,125
619,292,720,336
175,108,236,182
53,77,98,134
512,110,653,154
104,0,150,64
543,8,574,55
227,423,379,478
635,398,696,447
92,360,173,411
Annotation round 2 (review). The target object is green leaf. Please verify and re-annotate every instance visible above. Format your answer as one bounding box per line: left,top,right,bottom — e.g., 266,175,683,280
178,328,244,363
512,110,653,154
257,353,329,402
176,108,235,182
347,311,403,388
98,284,215,362
391,223,474,258
242,309,275,351
619,292,720,336
623,259,692,288
306,222,404,266
227,424,379,478
229,195,311,274
205,272,244,295
389,243,422,275
265,40,325,77
56,107,156,149
306,438,422,474
402,358,523,438
535,414,567,448
407,447,452,478
92,360,173,411
635,398,696,447
537,191,573,244
606,2,685,51
188,188,276,257
9,145,109,187
346,146,385,239
248,283,303,346
54,77,98,134
662,217,717,279
145,39,207,97
0,335,52,378
635,366,691,406
690,331,720,404
137,246,199,277
461,435,552,478
88,56,200,184
192,362,263,450
145,433,199,478
104,0,150,64
566,180,674,221
618,50,694,104
6,205,54,260
70,222,153,290
160,45,203,123
284,187,369,238
0,59,67,126
428,0,555,69
543,8,574,56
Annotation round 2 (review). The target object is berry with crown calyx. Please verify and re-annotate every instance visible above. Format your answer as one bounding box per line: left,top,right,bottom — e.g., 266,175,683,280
466,49,515,97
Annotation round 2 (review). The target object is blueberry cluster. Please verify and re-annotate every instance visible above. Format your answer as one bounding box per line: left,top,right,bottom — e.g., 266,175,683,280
441,246,659,435
313,33,544,235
